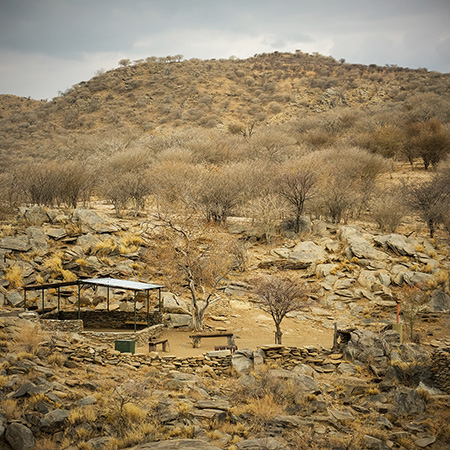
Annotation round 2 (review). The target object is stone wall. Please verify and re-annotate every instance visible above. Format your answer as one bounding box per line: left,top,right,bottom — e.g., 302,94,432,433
43,310,162,330
431,347,450,393
40,319,83,333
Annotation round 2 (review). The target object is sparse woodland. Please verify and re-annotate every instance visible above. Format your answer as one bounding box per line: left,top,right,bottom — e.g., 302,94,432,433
0,52,450,449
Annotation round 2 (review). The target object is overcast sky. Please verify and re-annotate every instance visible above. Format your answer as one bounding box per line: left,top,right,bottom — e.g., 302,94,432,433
1,0,450,100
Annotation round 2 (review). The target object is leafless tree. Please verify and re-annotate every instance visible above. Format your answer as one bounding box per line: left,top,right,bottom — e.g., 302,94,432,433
149,214,235,331
253,275,310,344
277,166,317,233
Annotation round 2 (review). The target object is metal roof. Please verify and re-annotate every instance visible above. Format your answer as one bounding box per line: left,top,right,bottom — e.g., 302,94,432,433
81,277,163,291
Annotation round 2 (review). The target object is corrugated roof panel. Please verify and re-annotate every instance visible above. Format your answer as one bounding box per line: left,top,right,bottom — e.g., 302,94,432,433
82,277,163,291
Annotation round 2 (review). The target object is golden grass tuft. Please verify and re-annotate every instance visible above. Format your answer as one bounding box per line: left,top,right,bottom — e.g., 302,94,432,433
4,264,23,288
13,323,46,355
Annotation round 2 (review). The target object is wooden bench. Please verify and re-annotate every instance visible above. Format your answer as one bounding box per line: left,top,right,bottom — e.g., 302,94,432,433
125,321,148,327
189,332,235,348
149,337,169,352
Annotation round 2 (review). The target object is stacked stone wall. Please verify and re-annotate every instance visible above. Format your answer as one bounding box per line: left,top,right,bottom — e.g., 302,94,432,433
431,347,450,393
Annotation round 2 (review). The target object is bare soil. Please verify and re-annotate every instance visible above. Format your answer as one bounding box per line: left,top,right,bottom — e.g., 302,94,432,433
136,299,333,357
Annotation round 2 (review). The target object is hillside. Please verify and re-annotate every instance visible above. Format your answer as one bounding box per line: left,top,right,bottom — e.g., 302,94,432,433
1,51,450,164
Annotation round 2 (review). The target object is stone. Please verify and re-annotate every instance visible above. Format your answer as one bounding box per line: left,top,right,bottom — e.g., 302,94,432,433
428,290,450,312
236,437,289,449
196,399,231,411
374,234,417,257
165,313,191,328
77,395,97,406
45,227,67,240
87,437,119,450
232,349,255,375
129,440,221,449
20,205,50,226
328,407,354,422
161,292,190,314
40,408,69,431
7,291,23,307
0,236,31,252
391,389,426,415
415,436,436,448
363,435,391,450
402,271,436,287
5,423,35,450
289,241,327,264
11,381,36,398
73,209,119,233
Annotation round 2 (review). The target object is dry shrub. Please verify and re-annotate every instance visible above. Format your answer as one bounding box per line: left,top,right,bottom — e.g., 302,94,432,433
13,323,46,355
35,438,59,450
243,393,285,424
2,399,20,419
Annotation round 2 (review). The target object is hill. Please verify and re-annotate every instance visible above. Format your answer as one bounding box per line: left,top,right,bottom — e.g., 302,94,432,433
1,51,450,164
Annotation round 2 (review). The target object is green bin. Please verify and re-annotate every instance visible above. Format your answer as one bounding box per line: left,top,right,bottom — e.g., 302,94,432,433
115,339,135,354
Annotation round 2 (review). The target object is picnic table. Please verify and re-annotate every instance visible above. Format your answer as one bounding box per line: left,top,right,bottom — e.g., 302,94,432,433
189,331,235,348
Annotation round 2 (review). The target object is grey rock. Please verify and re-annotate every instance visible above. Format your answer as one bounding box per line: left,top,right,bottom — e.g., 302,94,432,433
5,423,35,450
45,227,67,240
328,407,354,422
391,389,426,415
0,236,31,252
87,437,118,450
77,395,97,406
236,437,289,449
403,271,436,287
20,206,50,226
40,408,69,430
340,226,386,261
161,292,190,314
415,436,436,448
429,290,450,312
289,241,327,263
232,349,255,376
374,234,417,257
363,435,391,450
73,209,119,233
7,291,23,307
11,381,36,398
130,440,221,449
165,313,191,328
196,399,230,411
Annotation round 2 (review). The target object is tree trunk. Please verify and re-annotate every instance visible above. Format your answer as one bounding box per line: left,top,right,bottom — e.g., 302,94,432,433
274,324,283,344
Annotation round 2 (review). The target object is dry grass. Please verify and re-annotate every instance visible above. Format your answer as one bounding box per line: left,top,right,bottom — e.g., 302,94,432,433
4,264,23,288
12,323,46,355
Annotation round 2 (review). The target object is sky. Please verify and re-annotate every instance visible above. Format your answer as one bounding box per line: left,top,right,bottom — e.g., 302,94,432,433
1,0,450,100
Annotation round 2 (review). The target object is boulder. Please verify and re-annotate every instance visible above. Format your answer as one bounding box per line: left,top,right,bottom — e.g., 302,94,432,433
129,440,221,449
20,205,50,226
428,290,450,312
7,291,23,307
374,234,417,257
73,209,119,233
391,389,426,415
289,241,327,264
232,349,255,375
236,437,289,449
5,423,35,450
0,236,31,252
340,227,387,261
161,292,190,314
164,313,191,328
25,226,49,254
39,408,69,431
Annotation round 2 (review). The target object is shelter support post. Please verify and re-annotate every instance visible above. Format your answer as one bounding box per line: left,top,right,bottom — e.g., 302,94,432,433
146,291,149,325
107,287,110,312
134,291,137,332
77,284,81,320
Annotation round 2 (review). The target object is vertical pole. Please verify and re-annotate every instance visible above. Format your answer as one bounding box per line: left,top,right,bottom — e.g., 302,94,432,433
57,286,61,313
77,284,81,320
396,301,400,324
107,287,110,312
23,289,27,311
146,290,149,325
133,291,137,333
158,288,162,311
41,289,45,314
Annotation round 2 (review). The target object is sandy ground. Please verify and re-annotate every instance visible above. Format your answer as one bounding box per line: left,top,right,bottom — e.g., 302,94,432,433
135,299,334,357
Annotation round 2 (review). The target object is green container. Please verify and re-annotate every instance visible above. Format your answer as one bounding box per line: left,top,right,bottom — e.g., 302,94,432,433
115,339,135,354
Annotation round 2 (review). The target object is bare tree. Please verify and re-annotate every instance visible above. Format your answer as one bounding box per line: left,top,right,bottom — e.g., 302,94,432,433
404,171,450,238
277,166,317,233
149,214,234,331
253,275,310,344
